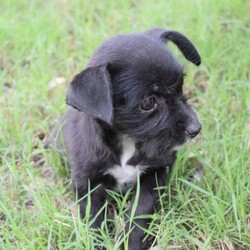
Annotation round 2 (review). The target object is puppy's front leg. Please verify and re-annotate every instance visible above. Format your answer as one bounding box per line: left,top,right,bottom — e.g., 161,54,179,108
74,181,107,229
125,168,167,250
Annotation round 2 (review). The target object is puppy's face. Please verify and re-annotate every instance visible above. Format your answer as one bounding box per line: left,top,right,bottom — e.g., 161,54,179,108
111,51,201,155
66,28,202,156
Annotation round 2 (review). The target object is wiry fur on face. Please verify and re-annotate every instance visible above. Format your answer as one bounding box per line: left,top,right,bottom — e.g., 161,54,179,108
62,28,202,250
111,48,198,159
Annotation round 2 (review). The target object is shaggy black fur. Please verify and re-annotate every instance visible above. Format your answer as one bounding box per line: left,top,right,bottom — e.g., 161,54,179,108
58,28,201,250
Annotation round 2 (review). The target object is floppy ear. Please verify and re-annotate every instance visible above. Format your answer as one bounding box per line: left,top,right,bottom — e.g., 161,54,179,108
66,64,113,124
145,28,201,66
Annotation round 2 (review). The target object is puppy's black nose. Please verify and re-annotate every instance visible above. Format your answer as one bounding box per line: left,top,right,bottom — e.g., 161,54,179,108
186,123,202,139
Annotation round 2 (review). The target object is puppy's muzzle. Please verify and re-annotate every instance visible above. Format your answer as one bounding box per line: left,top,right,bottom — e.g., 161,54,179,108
186,121,202,139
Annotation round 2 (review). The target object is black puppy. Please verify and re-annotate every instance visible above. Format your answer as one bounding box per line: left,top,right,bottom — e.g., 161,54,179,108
60,28,201,250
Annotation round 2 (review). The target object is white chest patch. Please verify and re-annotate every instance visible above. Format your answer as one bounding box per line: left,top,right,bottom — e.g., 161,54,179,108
106,136,147,192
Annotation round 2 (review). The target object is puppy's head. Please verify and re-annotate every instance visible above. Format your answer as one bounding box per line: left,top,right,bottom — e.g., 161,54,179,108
66,28,202,156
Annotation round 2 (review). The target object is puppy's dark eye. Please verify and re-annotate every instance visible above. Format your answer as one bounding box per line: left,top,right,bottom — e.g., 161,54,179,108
140,97,157,112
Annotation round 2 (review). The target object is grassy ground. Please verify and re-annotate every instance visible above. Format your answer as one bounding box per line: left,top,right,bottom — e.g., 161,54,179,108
0,0,249,249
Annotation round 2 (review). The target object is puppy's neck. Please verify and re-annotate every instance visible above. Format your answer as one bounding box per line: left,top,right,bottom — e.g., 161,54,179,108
120,135,135,168
98,120,176,168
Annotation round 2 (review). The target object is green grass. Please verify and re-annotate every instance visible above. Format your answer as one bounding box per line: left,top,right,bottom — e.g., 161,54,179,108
0,0,249,249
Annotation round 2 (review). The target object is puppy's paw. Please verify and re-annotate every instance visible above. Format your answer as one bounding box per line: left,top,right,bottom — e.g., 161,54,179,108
188,153,204,183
